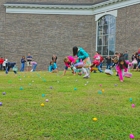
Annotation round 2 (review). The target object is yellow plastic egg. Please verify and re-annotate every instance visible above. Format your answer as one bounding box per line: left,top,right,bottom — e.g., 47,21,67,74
41,103,44,107
93,117,97,121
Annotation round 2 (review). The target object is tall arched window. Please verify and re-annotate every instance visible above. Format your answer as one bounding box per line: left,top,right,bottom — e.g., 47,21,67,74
97,15,116,57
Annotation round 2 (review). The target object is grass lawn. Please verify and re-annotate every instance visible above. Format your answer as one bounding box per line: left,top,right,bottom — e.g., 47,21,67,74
0,70,140,140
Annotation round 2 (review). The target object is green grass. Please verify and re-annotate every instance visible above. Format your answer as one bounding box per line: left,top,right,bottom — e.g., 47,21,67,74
0,70,140,140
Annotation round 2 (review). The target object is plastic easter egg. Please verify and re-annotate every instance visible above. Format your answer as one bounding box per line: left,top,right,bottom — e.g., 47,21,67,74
93,117,97,121
41,103,44,107
124,72,132,78
129,134,134,139
42,94,45,97
29,83,31,86
99,84,102,87
131,104,135,108
0,102,2,106
2,92,6,95
98,90,102,94
105,69,113,75
102,89,104,92
46,99,49,102
74,88,77,90
129,98,132,102
20,87,23,90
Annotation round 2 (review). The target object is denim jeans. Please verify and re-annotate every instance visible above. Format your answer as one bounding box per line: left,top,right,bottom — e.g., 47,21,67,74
106,63,112,69
97,63,103,72
20,63,25,71
0,64,2,70
32,64,37,71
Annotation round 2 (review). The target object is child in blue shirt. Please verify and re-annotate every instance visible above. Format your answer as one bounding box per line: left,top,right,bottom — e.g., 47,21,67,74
73,46,91,78
49,61,58,72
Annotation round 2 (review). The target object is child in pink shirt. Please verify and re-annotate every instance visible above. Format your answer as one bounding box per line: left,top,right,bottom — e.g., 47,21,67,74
63,56,76,75
30,61,37,72
116,57,129,82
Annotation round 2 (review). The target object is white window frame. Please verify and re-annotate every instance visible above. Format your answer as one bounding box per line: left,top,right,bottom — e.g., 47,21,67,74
95,10,117,54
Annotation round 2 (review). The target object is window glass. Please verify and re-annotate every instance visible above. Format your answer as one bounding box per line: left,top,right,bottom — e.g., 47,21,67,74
97,15,116,64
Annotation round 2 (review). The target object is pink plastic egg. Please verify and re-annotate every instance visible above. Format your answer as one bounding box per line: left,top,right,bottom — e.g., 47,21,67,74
129,134,134,139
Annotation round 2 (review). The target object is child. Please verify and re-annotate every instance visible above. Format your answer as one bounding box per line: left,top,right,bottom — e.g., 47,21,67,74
2,58,8,71
0,57,4,70
49,61,58,73
30,61,37,72
93,52,103,73
111,53,120,76
20,56,26,72
63,56,76,76
136,55,140,71
73,46,91,78
90,59,100,73
106,56,112,69
131,52,138,70
26,53,33,71
52,55,57,63
116,57,129,82
5,62,16,74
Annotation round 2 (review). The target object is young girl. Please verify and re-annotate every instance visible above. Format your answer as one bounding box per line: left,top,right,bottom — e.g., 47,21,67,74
63,56,76,76
90,59,100,73
73,46,91,78
49,61,58,72
116,57,129,82
131,52,138,70
93,52,103,73
30,61,37,72
106,56,112,69
52,55,57,63
20,56,26,71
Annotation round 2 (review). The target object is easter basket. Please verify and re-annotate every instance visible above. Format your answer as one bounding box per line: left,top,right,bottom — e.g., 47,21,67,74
13,66,18,72
124,72,132,78
132,60,137,65
105,69,113,75
74,62,84,69
91,66,98,72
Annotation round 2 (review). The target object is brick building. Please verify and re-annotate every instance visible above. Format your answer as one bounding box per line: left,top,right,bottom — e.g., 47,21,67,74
0,0,140,70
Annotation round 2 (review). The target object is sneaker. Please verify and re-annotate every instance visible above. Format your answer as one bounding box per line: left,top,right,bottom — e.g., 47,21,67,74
83,73,89,78
83,76,89,79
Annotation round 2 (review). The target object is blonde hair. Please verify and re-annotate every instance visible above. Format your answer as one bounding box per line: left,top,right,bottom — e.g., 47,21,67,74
64,57,68,62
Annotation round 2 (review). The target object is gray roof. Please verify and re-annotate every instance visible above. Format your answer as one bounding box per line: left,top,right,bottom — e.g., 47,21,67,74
5,0,109,6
